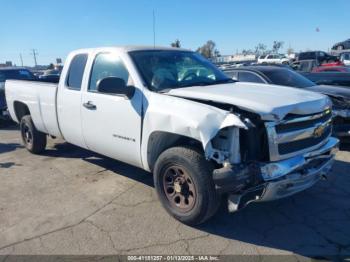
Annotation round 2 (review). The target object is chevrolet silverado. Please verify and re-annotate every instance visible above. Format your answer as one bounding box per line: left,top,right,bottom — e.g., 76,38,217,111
5,46,339,225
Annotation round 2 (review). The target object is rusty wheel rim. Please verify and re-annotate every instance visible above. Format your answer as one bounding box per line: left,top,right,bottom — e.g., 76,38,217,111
163,165,196,213
21,123,33,146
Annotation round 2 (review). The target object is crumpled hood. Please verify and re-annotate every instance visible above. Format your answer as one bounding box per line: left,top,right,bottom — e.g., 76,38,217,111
305,85,350,99
167,82,331,121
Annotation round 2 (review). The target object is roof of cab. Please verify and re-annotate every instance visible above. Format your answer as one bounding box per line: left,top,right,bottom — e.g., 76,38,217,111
72,46,191,54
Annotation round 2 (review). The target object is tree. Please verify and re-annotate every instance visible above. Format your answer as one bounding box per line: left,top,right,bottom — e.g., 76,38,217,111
254,43,267,56
287,47,294,55
242,49,254,56
214,49,221,57
171,39,181,48
48,63,54,69
272,41,284,54
196,40,220,58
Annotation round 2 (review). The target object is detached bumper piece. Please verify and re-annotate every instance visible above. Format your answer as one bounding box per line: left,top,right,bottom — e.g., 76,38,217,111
215,137,339,213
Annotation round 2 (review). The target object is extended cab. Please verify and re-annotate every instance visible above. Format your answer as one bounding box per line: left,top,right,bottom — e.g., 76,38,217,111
5,47,339,225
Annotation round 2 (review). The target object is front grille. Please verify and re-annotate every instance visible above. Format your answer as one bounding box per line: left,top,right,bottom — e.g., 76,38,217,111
265,109,332,161
276,111,332,133
278,125,331,155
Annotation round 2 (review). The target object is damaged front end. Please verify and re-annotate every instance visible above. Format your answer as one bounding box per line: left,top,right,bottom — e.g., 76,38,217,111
207,109,339,213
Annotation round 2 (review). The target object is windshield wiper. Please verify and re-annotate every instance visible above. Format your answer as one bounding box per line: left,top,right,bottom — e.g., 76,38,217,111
157,78,236,93
212,78,237,84
177,78,236,88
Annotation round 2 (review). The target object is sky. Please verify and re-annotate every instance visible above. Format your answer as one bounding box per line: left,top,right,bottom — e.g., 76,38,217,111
1,0,349,66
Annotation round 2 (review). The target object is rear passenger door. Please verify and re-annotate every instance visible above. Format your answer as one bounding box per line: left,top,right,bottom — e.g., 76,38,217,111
57,53,88,148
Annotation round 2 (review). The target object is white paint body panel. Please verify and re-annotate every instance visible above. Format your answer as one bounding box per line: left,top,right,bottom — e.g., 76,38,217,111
140,91,247,170
80,49,143,167
5,80,61,137
167,82,331,121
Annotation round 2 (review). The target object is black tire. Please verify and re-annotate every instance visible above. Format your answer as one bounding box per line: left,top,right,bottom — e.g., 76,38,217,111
153,146,219,225
20,115,47,154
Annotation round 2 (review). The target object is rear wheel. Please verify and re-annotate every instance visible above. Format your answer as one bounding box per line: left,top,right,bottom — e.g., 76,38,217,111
153,146,219,225
20,115,47,154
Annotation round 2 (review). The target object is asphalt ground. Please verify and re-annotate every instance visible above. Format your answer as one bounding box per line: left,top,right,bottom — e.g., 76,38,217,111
1,122,350,261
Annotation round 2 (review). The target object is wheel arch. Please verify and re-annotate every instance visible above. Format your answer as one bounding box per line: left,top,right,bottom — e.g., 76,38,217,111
146,131,203,172
13,101,30,122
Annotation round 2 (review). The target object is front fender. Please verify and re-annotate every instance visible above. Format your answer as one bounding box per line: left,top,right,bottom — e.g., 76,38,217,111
141,93,247,171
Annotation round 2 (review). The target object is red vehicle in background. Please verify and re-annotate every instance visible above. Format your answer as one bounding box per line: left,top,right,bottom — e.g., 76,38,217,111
312,66,350,73
321,61,345,67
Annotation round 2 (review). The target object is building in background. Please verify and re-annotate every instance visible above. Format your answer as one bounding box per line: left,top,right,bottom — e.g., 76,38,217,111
213,54,256,63
0,61,13,68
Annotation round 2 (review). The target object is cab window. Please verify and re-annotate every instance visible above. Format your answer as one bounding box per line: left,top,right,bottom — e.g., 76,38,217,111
66,54,88,90
89,53,130,92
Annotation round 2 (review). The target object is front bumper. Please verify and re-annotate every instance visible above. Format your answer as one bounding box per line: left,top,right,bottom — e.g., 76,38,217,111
223,137,339,212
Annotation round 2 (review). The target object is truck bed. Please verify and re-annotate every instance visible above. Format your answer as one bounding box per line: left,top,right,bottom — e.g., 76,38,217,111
5,80,61,137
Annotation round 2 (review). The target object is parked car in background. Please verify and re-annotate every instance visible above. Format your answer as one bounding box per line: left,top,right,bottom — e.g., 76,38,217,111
298,51,337,65
332,39,350,51
38,69,61,83
312,66,350,73
5,46,338,224
292,59,318,72
320,61,345,67
257,54,289,64
301,71,350,87
292,60,345,73
340,52,350,66
38,74,60,83
224,66,350,139
0,67,36,120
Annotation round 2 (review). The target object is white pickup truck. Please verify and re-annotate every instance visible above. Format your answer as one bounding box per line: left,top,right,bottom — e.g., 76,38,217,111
257,54,290,65
5,46,338,225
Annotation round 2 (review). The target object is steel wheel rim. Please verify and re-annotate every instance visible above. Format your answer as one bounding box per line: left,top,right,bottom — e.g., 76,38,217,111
162,165,196,213
21,123,33,145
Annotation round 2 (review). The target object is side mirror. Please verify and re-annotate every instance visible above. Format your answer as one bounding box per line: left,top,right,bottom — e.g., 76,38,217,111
97,77,135,99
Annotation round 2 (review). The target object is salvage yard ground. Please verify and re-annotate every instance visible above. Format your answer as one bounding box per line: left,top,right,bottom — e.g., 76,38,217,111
0,122,350,260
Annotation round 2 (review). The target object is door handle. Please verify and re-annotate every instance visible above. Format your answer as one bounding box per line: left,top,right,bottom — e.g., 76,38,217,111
83,101,96,110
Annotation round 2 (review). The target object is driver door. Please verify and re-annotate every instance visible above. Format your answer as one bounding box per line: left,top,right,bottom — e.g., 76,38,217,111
81,52,143,167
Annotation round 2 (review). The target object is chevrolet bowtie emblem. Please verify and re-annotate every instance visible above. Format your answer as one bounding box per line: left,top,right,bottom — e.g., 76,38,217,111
313,124,325,138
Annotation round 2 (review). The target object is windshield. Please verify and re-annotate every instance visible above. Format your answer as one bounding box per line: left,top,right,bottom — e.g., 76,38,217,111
129,50,234,91
262,68,316,88
0,69,36,82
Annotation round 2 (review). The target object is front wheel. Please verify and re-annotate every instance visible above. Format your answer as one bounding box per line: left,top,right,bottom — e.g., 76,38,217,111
20,115,47,154
153,146,220,225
